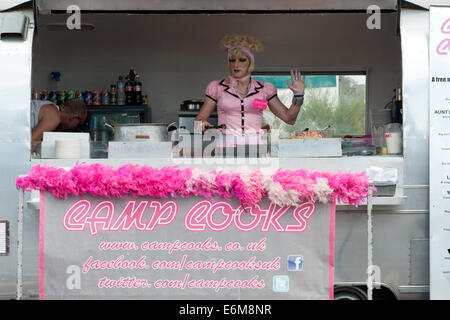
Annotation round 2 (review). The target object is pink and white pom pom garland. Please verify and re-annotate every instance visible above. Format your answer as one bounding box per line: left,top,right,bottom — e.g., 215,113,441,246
16,163,371,207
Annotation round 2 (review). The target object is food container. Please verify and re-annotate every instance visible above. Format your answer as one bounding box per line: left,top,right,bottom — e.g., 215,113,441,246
105,121,177,142
342,135,373,147
384,123,402,154
277,138,342,158
41,132,90,159
108,141,173,159
318,129,334,138
55,139,81,159
373,182,396,197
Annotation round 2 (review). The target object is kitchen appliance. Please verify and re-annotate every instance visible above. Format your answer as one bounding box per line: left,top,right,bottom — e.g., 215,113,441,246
177,100,218,157
180,99,203,111
86,105,149,142
105,121,177,142
178,100,218,133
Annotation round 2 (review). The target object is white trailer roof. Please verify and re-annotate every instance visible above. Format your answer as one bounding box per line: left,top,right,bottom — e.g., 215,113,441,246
0,0,30,12
404,0,450,9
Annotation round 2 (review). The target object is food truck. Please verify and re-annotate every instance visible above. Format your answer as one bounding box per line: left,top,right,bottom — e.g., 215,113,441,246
0,0,447,300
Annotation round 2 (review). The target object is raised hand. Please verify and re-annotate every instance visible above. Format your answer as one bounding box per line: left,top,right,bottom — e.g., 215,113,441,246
287,69,305,95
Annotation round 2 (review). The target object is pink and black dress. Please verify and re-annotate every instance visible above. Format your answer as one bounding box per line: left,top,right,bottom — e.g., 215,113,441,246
205,76,277,147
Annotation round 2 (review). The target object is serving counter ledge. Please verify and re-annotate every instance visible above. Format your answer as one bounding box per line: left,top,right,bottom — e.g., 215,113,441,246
29,155,405,207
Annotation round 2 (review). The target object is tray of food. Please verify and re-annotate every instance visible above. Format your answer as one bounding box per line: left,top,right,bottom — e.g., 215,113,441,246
276,129,342,158
288,129,324,139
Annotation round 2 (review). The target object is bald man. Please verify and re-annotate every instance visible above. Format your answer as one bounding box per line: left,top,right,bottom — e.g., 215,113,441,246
31,98,87,143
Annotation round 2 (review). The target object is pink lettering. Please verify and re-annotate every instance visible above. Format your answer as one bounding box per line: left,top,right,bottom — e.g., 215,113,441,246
260,204,289,232
140,238,219,253
83,255,148,273
184,200,211,231
184,200,317,232
99,241,136,251
62,199,179,234
98,277,149,288
206,201,234,231
63,199,92,231
184,276,263,292
154,275,189,289
145,201,178,230
85,200,115,236
110,200,148,231
285,201,316,232
441,18,450,34
246,238,267,251
224,242,242,251
437,38,450,55
233,205,265,232
62,198,317,233
436,19,450,55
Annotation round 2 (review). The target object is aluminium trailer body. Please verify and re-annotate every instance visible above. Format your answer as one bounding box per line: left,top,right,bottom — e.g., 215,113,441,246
0,0,436,299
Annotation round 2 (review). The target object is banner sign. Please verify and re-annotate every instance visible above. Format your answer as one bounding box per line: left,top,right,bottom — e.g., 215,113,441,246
429,6,450,300
39,192,335,300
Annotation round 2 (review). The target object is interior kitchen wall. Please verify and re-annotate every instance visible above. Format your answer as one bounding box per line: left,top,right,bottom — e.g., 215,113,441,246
31,12,402,126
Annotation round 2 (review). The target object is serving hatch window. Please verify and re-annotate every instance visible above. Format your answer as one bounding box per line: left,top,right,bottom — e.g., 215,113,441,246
253,74,366,137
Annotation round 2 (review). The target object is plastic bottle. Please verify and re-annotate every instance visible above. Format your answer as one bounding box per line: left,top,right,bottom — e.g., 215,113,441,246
117,76,125,106
128,69,137,104
134,75,142,105
92,115,98,142
125,74,134,105
109,84,117,105
32,90,40,100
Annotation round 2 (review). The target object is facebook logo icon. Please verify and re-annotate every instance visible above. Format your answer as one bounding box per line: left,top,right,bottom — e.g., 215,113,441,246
287,255,303,271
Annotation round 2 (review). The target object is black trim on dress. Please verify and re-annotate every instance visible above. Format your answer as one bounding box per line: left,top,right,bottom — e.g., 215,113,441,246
218,79,240,99
246,80,264,98
267,93,278,101
205,94,217,102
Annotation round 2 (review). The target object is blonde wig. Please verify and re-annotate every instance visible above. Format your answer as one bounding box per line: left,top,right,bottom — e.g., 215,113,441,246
220,33,263,72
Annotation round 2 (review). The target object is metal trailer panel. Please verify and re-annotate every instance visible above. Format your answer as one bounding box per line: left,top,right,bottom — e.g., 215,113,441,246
35,0,398,12
371,7,432,295
0,8,33,298
390,19,431,296
333,209,429,299
0,4,432,300
400,9,430,187
397,11,430,297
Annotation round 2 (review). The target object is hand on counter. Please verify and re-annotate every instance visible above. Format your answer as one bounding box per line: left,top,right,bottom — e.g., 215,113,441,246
194,119,214,133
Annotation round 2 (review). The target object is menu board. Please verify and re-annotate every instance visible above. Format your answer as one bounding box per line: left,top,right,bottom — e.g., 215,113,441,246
429,6,450,300
38,192,335,300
